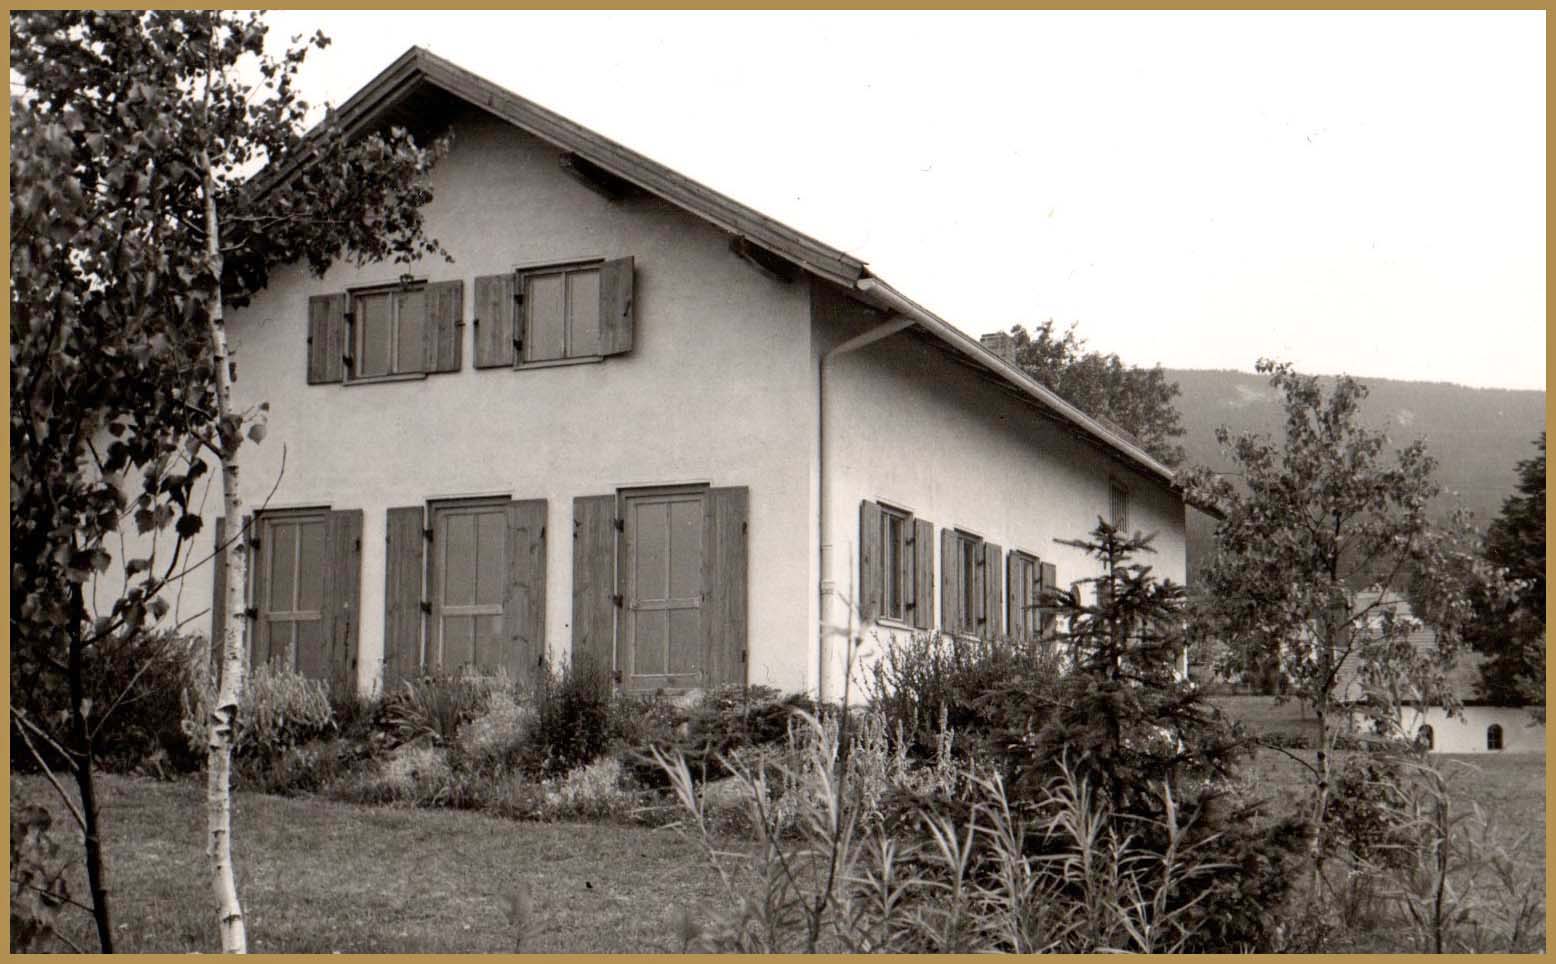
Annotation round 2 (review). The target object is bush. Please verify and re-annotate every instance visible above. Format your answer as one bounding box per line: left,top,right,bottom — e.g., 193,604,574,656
525,657,614,777
181,663,336,763
381,669,512,746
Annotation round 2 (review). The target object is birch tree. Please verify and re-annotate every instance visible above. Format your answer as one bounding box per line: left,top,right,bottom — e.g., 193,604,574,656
11,10,446,950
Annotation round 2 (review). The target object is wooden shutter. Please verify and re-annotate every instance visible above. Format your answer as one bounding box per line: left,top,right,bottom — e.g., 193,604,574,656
210,516,227,683
598,256,635,357
858,500,882,622
383,506,426,689
911,518,935,630
702,486,749,686
940,529,958,633
322,509,363,684
307,293,347,384
981,541,1003,640
424,280,464,374
505,499,547,684
572,495,617,679
473,273,517,369
1040,561,1059,641
1006,551,1021,641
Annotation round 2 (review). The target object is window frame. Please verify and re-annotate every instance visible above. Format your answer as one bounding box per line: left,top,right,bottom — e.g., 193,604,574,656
1418,724,1435,751
1109,478,1131,533
951,529,986,637
1486,723,1504,751
618,483,712,693
250,506,331,675
1008,550,1040,642
346,278,431,383
516,257,607,368
425,496,512,674
877,503,914,624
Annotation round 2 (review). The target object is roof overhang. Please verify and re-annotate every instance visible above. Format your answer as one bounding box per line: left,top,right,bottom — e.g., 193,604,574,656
265,45,1186,493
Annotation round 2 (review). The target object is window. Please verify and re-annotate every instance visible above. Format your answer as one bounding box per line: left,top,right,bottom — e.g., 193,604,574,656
941,528,1001,639
859,501,933,629
306,280,463,384
1109,479,1130,533
473,258,635,369
1418,724,1435,750
381,498,546,686
226,508,363,683
352,283,426,378
1487,723,1504,751
1007,551,1041,642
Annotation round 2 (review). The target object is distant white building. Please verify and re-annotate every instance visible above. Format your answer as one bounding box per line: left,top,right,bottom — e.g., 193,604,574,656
1339,591,1544,754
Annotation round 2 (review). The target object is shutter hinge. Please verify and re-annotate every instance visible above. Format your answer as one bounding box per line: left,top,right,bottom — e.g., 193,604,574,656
422,528,434,542
513,336,523,354
419,600,432,615
612,517,625,533
611,668,623,685
742,521,748,534
610,593,624,608
342,353,354,369
540,526,546,539
740,649,747,664
306,335,314,346
242,607,259,621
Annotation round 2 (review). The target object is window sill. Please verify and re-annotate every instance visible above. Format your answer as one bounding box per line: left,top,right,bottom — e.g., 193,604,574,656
874,616,919,633
344,371,429,386
516,355,603,372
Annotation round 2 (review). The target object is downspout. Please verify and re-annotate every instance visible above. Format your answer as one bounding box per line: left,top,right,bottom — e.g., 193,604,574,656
817,310,915,702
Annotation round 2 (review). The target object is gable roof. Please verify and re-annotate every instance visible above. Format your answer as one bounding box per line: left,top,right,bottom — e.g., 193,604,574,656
1334,591,1492,705
285,46,1180,489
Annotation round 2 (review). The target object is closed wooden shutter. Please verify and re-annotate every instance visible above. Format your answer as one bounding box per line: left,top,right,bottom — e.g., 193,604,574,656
473,273,517,369
598,257,635,357
307,293,348,384
1040,561,1059,641
505,499,547,684
911,518,934,630
383,506,426,689
858,500,882,622
702,486,748,686
940,529,959,633
572,495,617,678
322,509,363,684
209,516,227,684
424,280,464,374
981,541,1002,640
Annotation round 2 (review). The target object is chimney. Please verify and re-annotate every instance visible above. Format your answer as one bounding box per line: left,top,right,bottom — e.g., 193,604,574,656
980,330,1016,366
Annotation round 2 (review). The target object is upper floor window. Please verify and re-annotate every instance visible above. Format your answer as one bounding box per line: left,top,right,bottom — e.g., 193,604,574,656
472,257,636,369
1109,479,1130,533
306,280,464,384
352,282,426,378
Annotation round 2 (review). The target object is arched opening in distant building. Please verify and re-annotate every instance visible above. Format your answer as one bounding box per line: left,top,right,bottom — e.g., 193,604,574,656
1487,723,1504,751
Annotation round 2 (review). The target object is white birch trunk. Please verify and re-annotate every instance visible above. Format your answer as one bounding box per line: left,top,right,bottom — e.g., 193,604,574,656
201,140,248,952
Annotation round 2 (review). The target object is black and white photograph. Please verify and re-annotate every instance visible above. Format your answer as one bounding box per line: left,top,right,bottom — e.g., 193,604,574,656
10,8,1545,953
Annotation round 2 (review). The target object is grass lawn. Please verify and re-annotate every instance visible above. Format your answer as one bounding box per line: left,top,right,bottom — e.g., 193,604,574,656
11,773,725,953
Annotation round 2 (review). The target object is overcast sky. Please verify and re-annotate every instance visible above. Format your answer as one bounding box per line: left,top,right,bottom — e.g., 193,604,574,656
260,10,1545,391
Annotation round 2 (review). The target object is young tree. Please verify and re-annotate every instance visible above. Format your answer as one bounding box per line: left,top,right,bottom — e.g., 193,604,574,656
1465,432,1545,708
1007,321,1187,467
11,10,446,951
1180,360,1482,870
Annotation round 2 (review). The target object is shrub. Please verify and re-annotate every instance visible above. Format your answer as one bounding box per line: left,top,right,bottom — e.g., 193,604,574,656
451,688,537,773
332,742,455,808
382,669,512,747
525,657,613,777
181,663,336,762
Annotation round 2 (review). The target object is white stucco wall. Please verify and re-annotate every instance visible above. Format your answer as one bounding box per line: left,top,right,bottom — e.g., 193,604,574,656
166,105,820,694
1371,705,1547,754
811,283,1189,699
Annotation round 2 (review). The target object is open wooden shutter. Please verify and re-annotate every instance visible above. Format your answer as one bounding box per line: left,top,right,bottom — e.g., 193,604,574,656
424,280,464,374
307,293,347,384
702,486,749,686
911,518,934,630
940,529,959,633
981,541,1002,640
572,495,617,679
505,499,547,684
473,273,517,369
321,509,363,685
858,500,882,622
383,506,425,689
209,516,227,684
598,256,635,357
1005,551,1021,641
1040,561,1059,641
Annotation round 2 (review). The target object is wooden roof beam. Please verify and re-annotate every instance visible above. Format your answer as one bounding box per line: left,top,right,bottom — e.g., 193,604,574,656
559,152,640,202
730,236,800,284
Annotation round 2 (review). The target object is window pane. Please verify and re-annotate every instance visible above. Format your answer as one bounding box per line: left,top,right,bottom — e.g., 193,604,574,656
882,515,902,618
296,520,326,613
295,618,325,679
634,501,669,602
474,613,504,675
961,541,977,631
526,273,566,361
268,522,297,612
667,498,702,600
474,509,506,607
395,288,426,373
442,512,477,607
668,609,702,675
441,615,474,671
357,292,392,378
567,269,601,358
634,609,668,676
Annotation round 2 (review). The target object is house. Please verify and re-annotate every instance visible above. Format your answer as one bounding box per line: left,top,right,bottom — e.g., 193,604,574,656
198,47,1188,701
1339,592,1545,753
